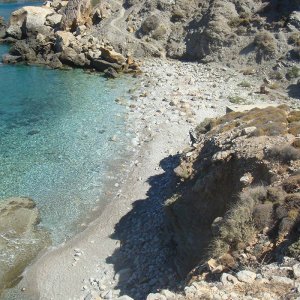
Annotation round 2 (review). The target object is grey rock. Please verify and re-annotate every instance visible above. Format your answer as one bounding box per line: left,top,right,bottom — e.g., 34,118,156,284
236,270,256,283
220,273,239,285
116,296,134,300
46,13,62,27
271,275,294,285
289,11,300,30
91,59,122,72
59,47,86,67
146,293,167,300
293,263,300,278
2,54,22,64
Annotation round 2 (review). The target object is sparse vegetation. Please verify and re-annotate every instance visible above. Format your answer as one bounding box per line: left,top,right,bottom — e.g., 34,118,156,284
209,186,267,258
269,71,283,80
254,32,277,60
238,81,251,88
267,82,280,90
288,238,300,259
228,95,246,104
287,66,300,80
268,144,300,162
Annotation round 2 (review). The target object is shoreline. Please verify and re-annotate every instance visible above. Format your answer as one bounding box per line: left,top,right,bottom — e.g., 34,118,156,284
4,57,299,300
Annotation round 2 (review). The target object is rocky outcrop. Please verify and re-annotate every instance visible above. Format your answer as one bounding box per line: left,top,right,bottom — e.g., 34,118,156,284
61,0,91,30
165,106,300,277
2,3,141,75
0,16,6,39
6,6,55,39
0,197,50,295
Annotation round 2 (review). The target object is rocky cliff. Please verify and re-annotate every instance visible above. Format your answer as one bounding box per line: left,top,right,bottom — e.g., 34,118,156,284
149,105,300,299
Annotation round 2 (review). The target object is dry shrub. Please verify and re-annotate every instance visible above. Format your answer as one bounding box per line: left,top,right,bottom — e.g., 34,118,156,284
287,66,300,80
268,144,300,162
253,203,273,231
151,25,167,40
289,32,300,46
288,121,300,136
195,118,217,135
141,15,160,34
287,111,300,123
209,186,267,258
282,174,300,193
254,31,277,60
228,95,246,104
269,70,283,80
288,238,300,258
197,107,291,138
267,186,286,203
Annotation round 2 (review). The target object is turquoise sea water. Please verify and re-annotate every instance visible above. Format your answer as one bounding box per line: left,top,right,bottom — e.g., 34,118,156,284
0,2,133,243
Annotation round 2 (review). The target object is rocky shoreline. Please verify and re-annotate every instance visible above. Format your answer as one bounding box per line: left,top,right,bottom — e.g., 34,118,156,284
0,3,140,77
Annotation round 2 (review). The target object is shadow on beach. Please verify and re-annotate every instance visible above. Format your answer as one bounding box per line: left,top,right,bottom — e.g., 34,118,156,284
106,153,182,299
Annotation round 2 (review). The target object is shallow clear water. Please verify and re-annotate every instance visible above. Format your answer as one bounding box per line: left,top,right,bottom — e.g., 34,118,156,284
0,2,134,243
0,0,40,20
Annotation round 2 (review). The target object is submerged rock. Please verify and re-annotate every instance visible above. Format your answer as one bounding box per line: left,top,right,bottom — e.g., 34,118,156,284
0,197,50,294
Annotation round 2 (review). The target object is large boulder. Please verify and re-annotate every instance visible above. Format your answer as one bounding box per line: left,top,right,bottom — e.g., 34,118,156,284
6,6,54,39
91,58,123,72
54,30,76,52
0,197,50,293
2,54,22,64
61,0,91,30
59,47,87,66
45,12,62,27
100,47,126,64
9,39,37,61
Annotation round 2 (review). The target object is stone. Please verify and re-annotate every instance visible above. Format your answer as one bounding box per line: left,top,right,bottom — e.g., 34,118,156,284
7,6,54,38
62,0,91,30
100,47,126,65
48,54,63,69
226,104,279,113
46,13,62,27
55,31,76,52
160,290,175,298
116,296,134,300
91,59,122,72
60,47,86,66
220,273,239,285
147,293,167,300
212,150,233,162
101,290,113,300
0,197,50,292
293,263,300,278
84,291,102,300
271,275,294,285
9,40,37,61
236,270,256,283
114,268,132,282
242,127,257,136
2,53,22,64
104,67,118,79
289,11,300,30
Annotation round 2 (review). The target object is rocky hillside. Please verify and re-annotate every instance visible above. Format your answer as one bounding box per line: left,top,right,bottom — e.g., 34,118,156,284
150,105,300,299
1,0,300,87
